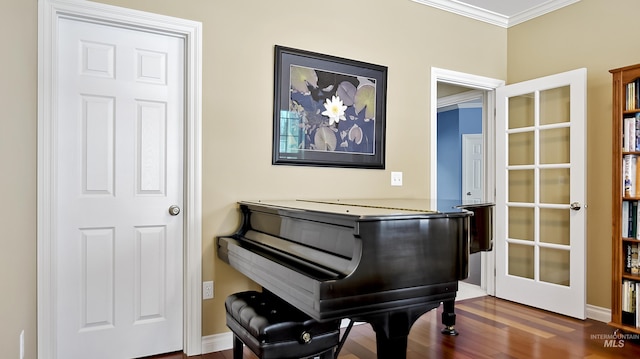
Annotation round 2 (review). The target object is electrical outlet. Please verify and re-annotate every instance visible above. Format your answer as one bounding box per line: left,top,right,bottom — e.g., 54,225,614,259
203,281,214,300
391,171,403,186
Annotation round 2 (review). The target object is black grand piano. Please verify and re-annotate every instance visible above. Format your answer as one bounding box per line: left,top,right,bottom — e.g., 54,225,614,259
217,199,493,358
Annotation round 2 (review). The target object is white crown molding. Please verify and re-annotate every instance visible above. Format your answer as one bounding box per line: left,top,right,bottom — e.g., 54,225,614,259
509,0,581,27
412,0,508,27
438,89,483,110
411,0,580,28
438,102,482,113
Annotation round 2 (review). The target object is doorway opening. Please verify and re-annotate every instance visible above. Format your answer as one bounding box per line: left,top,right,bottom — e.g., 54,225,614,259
431,67,504,298
436,87,483,287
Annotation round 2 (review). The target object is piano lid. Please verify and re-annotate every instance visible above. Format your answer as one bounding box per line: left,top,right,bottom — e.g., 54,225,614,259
239,198,474,221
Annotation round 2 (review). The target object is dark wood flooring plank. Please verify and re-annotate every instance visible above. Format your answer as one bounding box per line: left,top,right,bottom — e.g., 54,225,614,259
147,296,640,359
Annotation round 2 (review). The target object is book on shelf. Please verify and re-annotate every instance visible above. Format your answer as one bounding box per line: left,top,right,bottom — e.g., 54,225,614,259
636,113,640,151
624,116,636,151
632,202,638,238
621,200,640,240
624,155,634,196
623,201,630,236
634,244,640,275
630,201,638,238
627,242,633,273
626,78,640,111
622,113,640,151
626,81,633,110
626,242,640,274
622,155,640,197
622,279,640,327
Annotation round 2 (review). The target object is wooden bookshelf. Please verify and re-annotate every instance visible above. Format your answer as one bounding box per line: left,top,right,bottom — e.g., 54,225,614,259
610,64,640,335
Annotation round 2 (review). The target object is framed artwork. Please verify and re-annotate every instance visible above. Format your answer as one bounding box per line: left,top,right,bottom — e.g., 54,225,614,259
272,45,387,169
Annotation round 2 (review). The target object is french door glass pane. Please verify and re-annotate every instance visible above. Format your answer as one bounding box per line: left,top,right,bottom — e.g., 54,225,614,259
540,86,570,125
540,247,570,286
540,168,570,204
540,127,570,164
508,169,534,203
508,243,534,279
508,132,534,165
508,207,534,242
540,208,570,245
508,94,534,129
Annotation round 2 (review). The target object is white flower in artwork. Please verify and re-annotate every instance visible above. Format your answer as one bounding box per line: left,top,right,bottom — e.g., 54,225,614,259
321,95,347,125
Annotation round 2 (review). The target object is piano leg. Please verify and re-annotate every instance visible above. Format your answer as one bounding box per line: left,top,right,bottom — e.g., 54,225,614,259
232,335,243,359
440,299,459,336
359,303,440,359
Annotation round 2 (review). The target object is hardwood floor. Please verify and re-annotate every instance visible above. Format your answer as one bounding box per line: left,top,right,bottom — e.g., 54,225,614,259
149,296,640,359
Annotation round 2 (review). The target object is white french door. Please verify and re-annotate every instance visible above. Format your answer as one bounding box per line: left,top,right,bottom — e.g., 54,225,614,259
495,68,587,319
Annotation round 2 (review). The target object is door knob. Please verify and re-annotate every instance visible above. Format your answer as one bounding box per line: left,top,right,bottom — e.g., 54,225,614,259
467,192,471,196
168,205,181,216
569,202,581,211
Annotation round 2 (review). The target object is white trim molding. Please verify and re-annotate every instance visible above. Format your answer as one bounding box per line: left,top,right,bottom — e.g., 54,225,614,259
437,90,484,112
411,0,581,28
202,333,233,355
37,0,203,356
431,67,504,296
586,304,611,324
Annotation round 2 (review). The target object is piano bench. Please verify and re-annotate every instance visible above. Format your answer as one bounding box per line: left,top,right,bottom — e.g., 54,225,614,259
225,291,341,359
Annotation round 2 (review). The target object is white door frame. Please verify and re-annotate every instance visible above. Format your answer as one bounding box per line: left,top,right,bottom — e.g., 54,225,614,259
431,67,504,295
37,0,203,356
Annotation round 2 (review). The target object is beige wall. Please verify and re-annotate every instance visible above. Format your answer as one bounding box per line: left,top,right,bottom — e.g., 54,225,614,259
17,0,640,356
91,0,507,337
0,1,37,358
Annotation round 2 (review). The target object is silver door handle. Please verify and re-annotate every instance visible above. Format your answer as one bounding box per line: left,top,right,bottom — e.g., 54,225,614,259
569,202,581,211
168,205,181,216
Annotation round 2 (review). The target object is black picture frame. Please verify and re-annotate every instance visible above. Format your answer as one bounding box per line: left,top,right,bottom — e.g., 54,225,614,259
272,45,387,169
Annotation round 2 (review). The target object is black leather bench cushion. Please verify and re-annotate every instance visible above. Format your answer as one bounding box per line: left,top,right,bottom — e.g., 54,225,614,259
225,291,340,359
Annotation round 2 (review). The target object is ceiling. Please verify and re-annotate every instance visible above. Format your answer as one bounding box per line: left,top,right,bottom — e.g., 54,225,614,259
412,0,581,28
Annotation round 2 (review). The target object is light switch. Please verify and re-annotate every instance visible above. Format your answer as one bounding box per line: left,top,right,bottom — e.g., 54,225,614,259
391,172,403,186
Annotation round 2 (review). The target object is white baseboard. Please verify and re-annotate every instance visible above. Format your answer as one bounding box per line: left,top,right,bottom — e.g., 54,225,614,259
586,304,611,323
202,332,233,354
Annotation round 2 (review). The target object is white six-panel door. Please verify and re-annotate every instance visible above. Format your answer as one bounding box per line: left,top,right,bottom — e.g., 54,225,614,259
56,17,184,358
462,133,483,204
